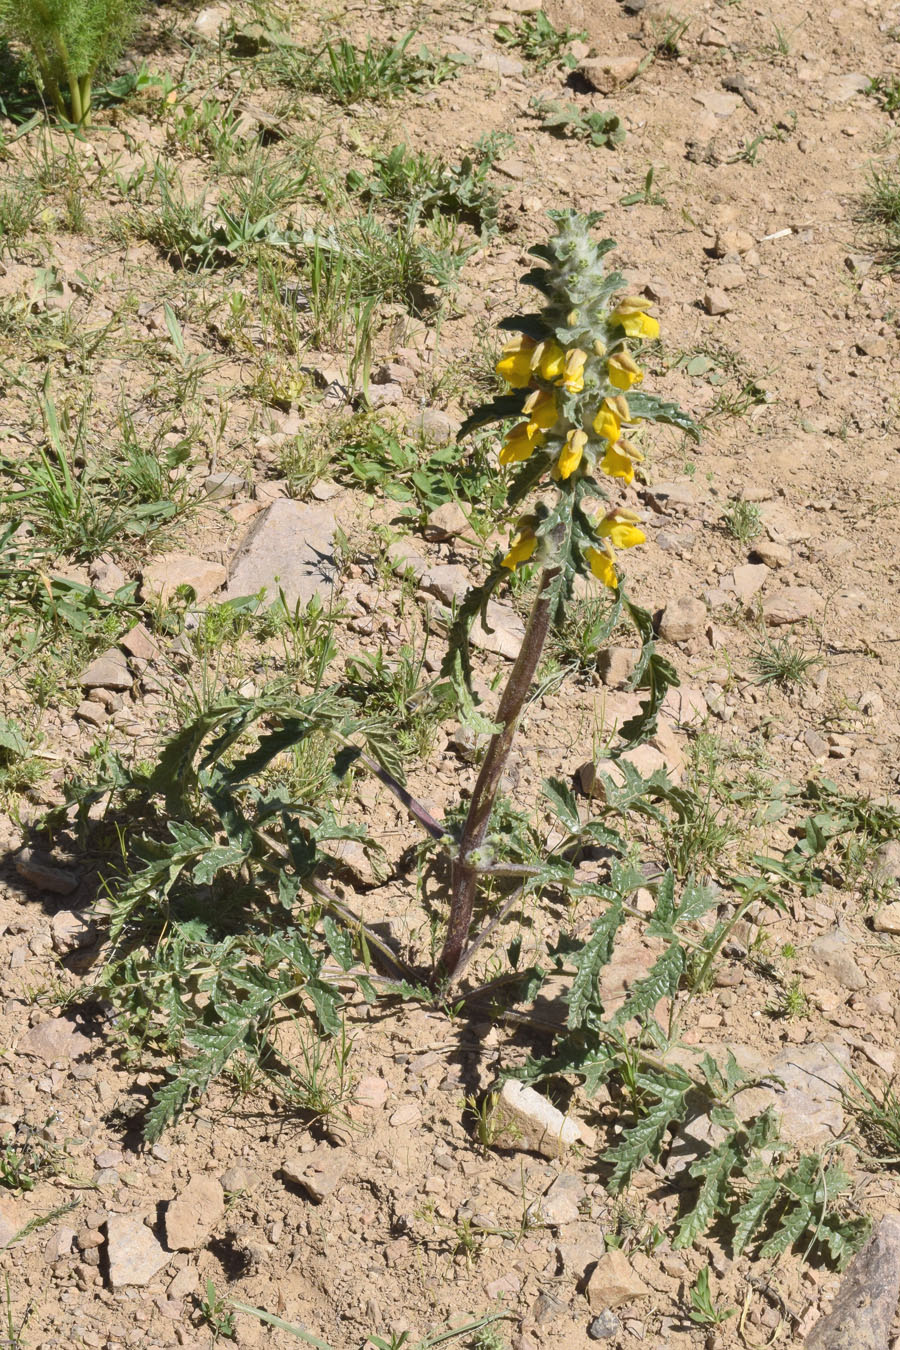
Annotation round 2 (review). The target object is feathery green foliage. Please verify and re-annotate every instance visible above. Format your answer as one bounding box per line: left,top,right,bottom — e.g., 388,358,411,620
0,0,145,123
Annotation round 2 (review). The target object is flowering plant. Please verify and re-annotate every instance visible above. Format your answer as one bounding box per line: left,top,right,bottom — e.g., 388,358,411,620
437,211,699,977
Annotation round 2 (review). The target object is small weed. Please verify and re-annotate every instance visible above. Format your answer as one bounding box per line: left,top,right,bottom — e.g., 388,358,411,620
495,11,586,69
532,98,625,149
199,1278,237,1341
750,638,818,689
688,1268,736,1326
721,498,762,542
620,166,668,207
860,164,900,269
843,1066,900,1165
465,1091,502,1150
0,177,40,256
271,32,462,105
767,976,809,1021
868,74,900,116
652,13,690,58
549,592,622,677
342,644,448,761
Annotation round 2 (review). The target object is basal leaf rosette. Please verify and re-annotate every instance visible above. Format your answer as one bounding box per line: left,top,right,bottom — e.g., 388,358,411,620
459,211,698,594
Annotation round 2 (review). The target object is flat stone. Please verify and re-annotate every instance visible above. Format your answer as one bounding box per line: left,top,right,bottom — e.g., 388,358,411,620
873,903,900,935
80,649,131,690
219,1166,257,1194
658,595,707,642
495,1080,586,1159
418,563,471,605
533,1173,585,1225
281,1146,346,1203
751,540,792,568
733,1040,852,1145
423,501,468,541
50,910,96,955
821,71,871,102
762,586,821,626
14,848,79,895
586,1250,650,1311
410,409,460,444
142,553,226,604
203,471,247,500
598,645,639,688
367,382,404,408
355,1075,388,1109
164,1174,225,1251
17,1016,91,1063
578,53,642,93
119,624,160,661
224,500,337,608
193,5,230,39
873,841,900,884
805,1212,900,1348
704,287,732,315
76,700,107,727
804,729,830,758
707,263,746,290
732,563,769,602
0,1196,23,1248
810,930,866,991
469,601,525,660
105,1214,170,1290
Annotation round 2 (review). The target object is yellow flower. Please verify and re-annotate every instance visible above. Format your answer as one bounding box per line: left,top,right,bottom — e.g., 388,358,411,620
499,421,545,465
610,297,661,340
555,429,587,480
608,394,632,422
522,388,558,430
531,339,566,382
592,404,621,443
608,352,643,391
559,347,588,393
600,443,637,485
586,546,618,589
502,527,538,570
598,508,646,550
496,334,537,388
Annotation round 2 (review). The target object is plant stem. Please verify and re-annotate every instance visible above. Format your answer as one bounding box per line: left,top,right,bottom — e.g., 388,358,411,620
438,566,559,981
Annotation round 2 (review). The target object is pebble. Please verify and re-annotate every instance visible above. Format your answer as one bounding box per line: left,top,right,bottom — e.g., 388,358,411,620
761,586,821,626
141,553,226,604
223,500,337,608
805,1213,900,1348
704,287,732,315
657,595,707,642
873,841,900,884
810,929,866,991
494,1080,588,1159
80,649,132,691
164,1174,225,1251
577,53,642,93
17,1016,91,1062
873,903,900,935
423,501,468,541
105,1214,170,1290
281,1146,346,1203
588,1310,622,1340
752,540,792,567
586,1250,650,1311
14,849,79,895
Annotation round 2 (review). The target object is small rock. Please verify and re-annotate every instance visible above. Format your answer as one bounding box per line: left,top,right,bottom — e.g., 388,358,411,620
76,700,107,728
858,688,884,717
423,501,468,541
14,849,79,894
578,53,642,93
419,563,471,605
494,1080,586,1159
714,229,755,256
804,1212,900,1348
17,1016,91,1062
193,5,230,39
410,409,460,444
810,929,866,991
873,841,900,885
704,287,732,315
105,1214,170,1290
873,903,900,935
44,1226,77,1262
468,601,525,660
119,624,160,662
142,553,226,604
707,263,746,290
598,646,639,688
732,562,769,602
821,71,871,103
355,1075,388,1109
494,156,527,180
224,499,336,608
533,1173,584,1225
219,1165,256,1193
586,1249,650,1311
803,729,829,759
80,649,131,691
588,1310,622,1340
751,540,792,568
164,1175,225,1251
50,910,96,955
203,471,246,500
281,1146,346,1203
367,382,404,408
0,1196,23,1247
658,596,707,643
88,554,127,592
762,586,821,626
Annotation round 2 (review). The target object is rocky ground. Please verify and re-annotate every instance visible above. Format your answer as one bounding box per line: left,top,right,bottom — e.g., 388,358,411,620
1,0,900,1346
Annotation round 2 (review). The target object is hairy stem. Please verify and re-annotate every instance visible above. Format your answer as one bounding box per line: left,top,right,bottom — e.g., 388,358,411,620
438,567,559,982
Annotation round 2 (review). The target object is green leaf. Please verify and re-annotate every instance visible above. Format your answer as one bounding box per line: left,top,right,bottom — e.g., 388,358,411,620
192,844,248,885
567,900,624,1029
608,941,684,1031
457,391,527,440
0,717,26,756
626,391,702,441
673,1134,742,1249
603,1071,691,1192
305,979,343,1035
541,777,581,832
759,1198,813,1260
732,1176,781,1256
323,916,354,971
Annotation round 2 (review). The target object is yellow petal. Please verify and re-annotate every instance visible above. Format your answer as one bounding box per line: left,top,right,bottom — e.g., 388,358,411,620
599,444,636,485
586,547,618,589
496,334,537,387
592,407,621,442
502,532,538,570
598,515,646,549
532,339,566,381
559,347,588,393
556,428,587,480
499,421,545,464
522,389,558,430
608,354,643,390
